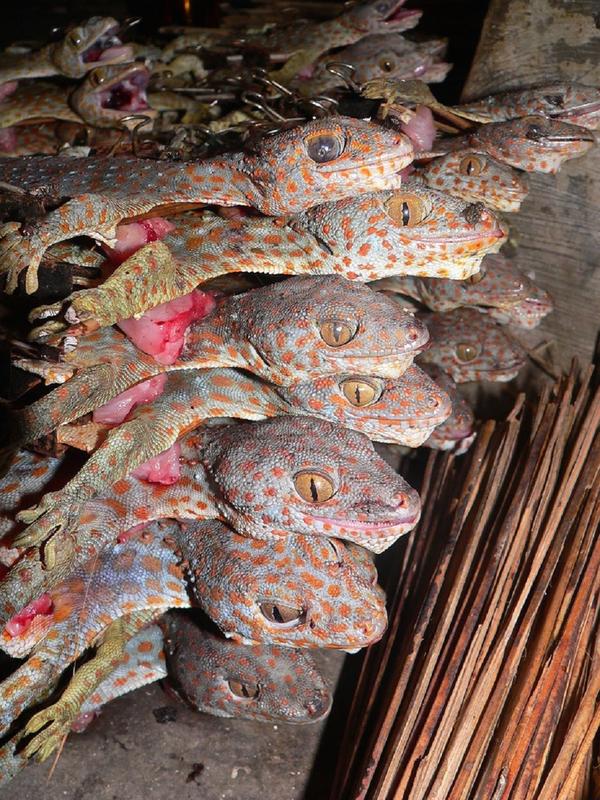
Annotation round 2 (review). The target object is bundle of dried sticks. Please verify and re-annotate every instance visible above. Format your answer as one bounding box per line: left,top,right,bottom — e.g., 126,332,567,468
329,358,600,800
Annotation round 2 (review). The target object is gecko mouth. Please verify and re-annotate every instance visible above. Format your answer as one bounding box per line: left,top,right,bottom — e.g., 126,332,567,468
383,2,422,30
82,27,133,64
100,68,151,113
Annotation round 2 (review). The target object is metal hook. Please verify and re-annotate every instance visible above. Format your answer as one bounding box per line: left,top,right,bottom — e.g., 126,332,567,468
241,91,287,121
119,17,143,35
252,68,295,98
118,114,155,157
324,62,363,93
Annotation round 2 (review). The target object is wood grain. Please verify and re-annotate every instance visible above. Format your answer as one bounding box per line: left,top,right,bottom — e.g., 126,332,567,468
463,0,600,367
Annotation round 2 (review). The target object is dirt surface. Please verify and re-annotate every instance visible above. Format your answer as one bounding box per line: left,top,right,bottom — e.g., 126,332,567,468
3,650,344,800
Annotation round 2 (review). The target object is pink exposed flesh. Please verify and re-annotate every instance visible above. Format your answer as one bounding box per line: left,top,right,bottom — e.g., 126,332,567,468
71,710,101,733
0,127,18,152
5,593,53,637
401,105,436,151
117,521,149,544
93,373,168,425
0,81,18,102
103,218,176,266
118,290,217,365
132,441,182,484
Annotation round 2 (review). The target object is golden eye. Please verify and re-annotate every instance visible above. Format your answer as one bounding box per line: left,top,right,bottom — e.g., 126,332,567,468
294,471,335,503
467,270,485,284
67,31,82,47
259,602,306,626
305,132,345,163
385,193,427,227
456,342,479,361
228,679,260,699
379,57,395,73
340,378,380,406
320,319,357,347
88,70,105,87
459,155,483,176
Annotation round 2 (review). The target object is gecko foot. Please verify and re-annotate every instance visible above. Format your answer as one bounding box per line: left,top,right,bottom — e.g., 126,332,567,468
0,228,47,294
22,701,74,763
14,503,67,549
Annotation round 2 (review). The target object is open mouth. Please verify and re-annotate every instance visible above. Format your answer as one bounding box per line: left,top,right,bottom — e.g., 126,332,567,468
384,2,422,28
100,68,151,113
82,26,132,64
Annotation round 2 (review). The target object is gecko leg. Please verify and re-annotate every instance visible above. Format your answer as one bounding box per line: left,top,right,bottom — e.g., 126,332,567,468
22,610,157,763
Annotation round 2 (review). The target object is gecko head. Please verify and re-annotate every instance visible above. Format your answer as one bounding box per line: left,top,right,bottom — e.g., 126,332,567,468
420,364,476,451
51,17,133,78
278,366,452,448
71,62,156,128
510,83,600,131
418,253,553,329
229,275,429,383
420,150,530,212
166,617,332,723
345,0,422,34
473,115,596,173
420,308,527,383
202,415,421,553
190,521,387,651
332,34,451,86
300,183,507,281
245,117,413,214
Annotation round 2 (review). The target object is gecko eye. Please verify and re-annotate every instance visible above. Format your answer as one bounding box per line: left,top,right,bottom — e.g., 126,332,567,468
320,319,357,347
228,679,260,699
339,378,381,406
88,69,105,87
467,269,485,284
259,602,306,626
523,119,544,140
455,342,479,362
305,132,345,163
294,471,336,503
379,57,395,73
543,94,563,107
67,31,83,47
385,193,427,227
459,155,483,176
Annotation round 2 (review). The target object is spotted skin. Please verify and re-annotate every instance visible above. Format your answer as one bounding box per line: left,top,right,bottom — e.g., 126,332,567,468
164,614,331,723
16,276,429,437
1,516,385,661
0,516,380,743
418,308,527,383
420,364,475,452
0,17,132,84
12,365,448,520
445,115,596,173
453,83,600,131
0,117,413,293
419,150,529,212
372,253,553,329
2,416,419,624
28,183,508,339
298,34,450,95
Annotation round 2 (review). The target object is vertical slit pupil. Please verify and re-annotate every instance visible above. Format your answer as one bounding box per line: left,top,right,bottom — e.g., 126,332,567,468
354,385,361,404
310,478,319,501
402,202,410,225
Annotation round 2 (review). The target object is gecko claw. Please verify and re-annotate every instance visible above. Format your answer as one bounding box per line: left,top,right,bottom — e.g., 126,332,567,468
23,704,72,763
14,503,66,549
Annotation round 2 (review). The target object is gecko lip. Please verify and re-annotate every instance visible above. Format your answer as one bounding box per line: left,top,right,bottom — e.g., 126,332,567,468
384,4,422,28
308,508,419,531
322,147,413,175
82,27,131,63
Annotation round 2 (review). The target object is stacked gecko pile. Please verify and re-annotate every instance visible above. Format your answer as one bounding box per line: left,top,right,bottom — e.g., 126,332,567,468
0,4,597,788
